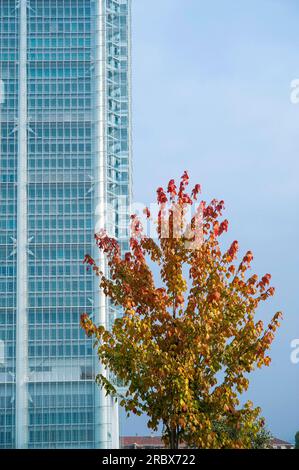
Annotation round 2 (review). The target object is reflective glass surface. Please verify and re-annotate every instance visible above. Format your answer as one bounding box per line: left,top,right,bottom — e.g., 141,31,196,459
0,0,131,448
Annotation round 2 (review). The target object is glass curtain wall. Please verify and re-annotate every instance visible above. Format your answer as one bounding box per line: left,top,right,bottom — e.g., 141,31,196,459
0,0,131,449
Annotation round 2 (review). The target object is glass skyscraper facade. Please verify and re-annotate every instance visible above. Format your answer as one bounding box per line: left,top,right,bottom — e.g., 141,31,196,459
0,0,131,448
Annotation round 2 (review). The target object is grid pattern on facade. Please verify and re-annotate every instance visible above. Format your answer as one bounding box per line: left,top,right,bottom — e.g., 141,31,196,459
27,0,96,449
0,0,131,449
105,0,131,329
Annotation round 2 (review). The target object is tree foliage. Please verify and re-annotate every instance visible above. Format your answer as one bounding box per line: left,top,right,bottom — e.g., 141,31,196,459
295,431,299,449
81,172,282,449
212,420,272,449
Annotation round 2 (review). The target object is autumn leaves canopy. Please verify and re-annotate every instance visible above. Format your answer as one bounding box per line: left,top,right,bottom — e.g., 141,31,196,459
81,171,281,449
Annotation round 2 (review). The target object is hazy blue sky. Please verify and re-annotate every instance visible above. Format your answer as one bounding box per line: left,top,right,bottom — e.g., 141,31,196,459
120,0,299,442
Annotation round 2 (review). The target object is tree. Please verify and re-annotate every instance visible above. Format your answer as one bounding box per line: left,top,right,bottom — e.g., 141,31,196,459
212,419,272,449
295,431,299,449
81,171,282,449
251,427,273,449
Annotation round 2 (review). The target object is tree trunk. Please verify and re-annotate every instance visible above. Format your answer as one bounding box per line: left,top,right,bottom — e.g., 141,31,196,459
169,427,179,449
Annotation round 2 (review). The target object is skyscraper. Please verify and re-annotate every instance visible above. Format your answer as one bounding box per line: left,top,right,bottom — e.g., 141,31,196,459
0,0,132,448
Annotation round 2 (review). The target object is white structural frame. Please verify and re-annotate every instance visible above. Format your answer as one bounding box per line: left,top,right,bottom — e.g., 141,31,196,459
93,0,111,449
15,0,29,449
128,0,133,211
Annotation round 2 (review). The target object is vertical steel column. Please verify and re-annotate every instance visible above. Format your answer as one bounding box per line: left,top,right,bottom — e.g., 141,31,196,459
110,396,120,449
127,0,133,212
93,0,109,449
15,0,28,449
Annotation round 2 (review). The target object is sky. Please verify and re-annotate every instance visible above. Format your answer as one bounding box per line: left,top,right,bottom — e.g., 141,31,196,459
120,0,299,443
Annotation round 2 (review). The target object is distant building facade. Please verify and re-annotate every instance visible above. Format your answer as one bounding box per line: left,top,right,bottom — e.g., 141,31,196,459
121,436,295,450
268,438,294,449
121,436,188,449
